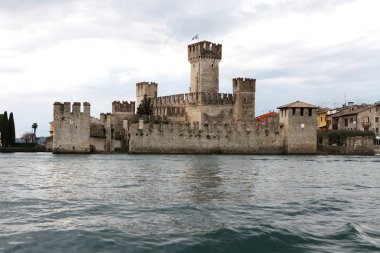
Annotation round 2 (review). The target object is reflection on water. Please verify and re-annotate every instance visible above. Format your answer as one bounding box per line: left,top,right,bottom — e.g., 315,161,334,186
181,157,223,203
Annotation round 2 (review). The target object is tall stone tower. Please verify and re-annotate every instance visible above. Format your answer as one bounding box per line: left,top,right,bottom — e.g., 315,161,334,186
136,82,158,107
233,78,256,121
188,41,222,93
278,101,318,154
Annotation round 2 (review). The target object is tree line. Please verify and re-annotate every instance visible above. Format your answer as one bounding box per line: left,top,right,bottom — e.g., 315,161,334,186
0,111,16,147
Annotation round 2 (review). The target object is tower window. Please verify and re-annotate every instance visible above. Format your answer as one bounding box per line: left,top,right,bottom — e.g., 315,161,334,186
211,64,214,67
300,108,304,116
292,108,296,116
309,108,312,116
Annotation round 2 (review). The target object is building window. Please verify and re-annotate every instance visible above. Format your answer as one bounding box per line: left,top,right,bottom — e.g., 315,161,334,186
320,117,323,122
292,108,296,116
345,118,348,126
376,128,379,133
309,108,312,117
300,108,304,116
375,117,379,123
350,118,353,123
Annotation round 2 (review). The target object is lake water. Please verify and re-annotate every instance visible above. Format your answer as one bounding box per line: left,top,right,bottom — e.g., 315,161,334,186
0,153,379,253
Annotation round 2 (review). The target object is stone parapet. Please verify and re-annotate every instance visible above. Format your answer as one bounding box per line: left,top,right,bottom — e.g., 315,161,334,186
112,101,135,114
152,92,234,107
188,41,222,61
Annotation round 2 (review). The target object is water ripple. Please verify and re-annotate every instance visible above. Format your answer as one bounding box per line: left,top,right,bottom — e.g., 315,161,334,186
1,153,379,252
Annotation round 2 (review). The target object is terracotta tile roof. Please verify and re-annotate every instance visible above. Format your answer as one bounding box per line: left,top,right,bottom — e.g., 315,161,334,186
277,101,319,109
257,112,278,120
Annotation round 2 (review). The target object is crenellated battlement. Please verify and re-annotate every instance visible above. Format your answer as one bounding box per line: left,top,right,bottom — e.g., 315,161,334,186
52,102,91,153
53,102,91,117
99,113,114,124
136,82,158,88
131,115,279,133
136,82,158,106
233,78,256,93
127,114,285,154
188,41,222,62
152,92,234,107
112,101,135,114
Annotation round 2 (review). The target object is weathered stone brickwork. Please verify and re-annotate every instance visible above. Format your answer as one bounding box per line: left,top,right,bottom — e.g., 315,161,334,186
53,102,91,153
278,102,318,154
136,82,157,106
129,119,285,154
188,41,221,93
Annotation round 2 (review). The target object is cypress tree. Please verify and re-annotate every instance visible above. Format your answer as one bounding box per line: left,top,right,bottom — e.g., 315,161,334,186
8,113,16,146
0,114,3,146
137,94,153,116
2,111,9,147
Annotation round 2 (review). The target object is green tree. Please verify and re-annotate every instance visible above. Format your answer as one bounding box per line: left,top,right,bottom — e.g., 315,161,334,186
8,113,16,146
137,94,153,116
32,123,38,143
0,114,3,146
1,111,9,147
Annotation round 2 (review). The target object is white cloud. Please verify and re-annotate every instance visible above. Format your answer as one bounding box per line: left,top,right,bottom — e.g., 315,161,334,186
0,0,379,136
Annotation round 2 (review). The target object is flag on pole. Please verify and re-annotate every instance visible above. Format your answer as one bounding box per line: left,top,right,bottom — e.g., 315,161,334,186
192,34,199,40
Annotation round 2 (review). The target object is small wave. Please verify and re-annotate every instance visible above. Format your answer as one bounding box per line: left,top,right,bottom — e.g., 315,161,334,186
166,226,325,253
328,223,380,251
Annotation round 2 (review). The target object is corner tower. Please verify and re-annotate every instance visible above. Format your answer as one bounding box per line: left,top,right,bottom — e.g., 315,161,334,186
278,101,318,154
188,41,222,93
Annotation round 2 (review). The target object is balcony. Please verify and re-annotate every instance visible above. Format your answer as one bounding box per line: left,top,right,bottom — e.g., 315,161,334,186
362,121,371,131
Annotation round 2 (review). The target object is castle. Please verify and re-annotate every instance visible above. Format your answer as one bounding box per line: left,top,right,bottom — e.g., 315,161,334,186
52,40,318,154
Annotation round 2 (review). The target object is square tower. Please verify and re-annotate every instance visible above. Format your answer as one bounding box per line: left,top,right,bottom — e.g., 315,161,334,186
188,41,222,93
278,101,318,154
233,78,256,121
136,82,158,107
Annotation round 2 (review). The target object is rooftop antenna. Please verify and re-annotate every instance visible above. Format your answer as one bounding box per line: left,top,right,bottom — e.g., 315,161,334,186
344,91,347,106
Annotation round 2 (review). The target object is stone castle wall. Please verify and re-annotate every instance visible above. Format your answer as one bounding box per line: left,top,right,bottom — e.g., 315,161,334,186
153,92,234,107
53,102,91,153
318,136,375,155
128,118,285,154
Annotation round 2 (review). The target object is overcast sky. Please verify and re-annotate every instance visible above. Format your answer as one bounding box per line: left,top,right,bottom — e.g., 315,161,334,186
1,0,379,136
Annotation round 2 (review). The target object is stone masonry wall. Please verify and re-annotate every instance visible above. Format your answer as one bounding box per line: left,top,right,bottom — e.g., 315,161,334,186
128,121,285,154
53,102,91,153
318,136,374,155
